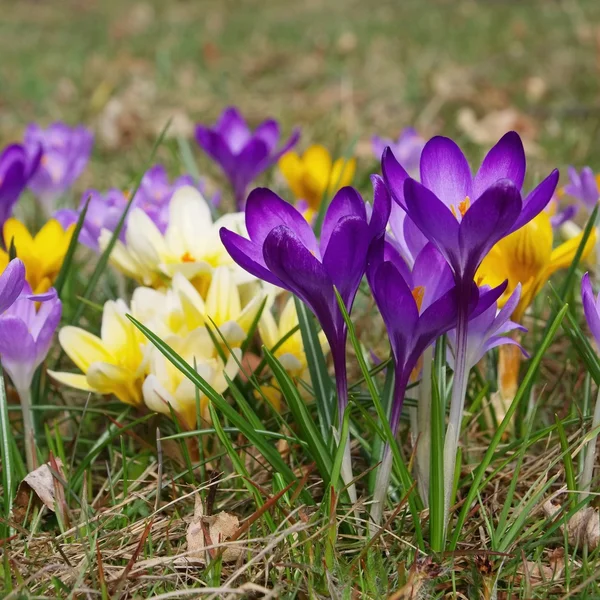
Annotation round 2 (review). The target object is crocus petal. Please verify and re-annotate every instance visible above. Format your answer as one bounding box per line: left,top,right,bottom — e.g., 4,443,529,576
59,326,113,373
214,107,251,154
368,175,392,240
0,258,26,313
320,187,366,254
263,225,336,339
0,316,35,364
245,188,319,256
219,228,284,287
420,136,472,207
403,178,461,272
458,179,522,278
382,146,410,208
472,131,526,198
322,216,370,307
254,119,280,153
582,272,600,348
509,169,559,233
48,371,95,392
411,243,454,311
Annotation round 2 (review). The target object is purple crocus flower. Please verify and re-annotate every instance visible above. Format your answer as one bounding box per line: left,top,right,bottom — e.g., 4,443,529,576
563,167,599,212
54,165,216,252
221,178,391,410
383,131,559,287
372,127,424,175
0,285,61,470
0,143,42,230
0,258,28,314
24,123,94,212
196,107,300,208
447,284,527,371
387,202,428,268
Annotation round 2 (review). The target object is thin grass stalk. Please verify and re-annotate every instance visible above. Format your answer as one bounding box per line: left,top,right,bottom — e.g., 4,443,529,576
581,384,600,495
442,296,470,539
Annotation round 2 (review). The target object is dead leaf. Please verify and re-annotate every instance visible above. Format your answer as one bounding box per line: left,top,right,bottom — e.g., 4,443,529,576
544,500,600,549
12,458,65,523
186,495,242,562
516,548,565,586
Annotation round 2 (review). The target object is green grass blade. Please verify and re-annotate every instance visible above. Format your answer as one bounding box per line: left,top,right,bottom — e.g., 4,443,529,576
127,315,314,505
71,119,172,325
264,346,333,484
294,297,335,439
54,195,90,297
429,357,445,552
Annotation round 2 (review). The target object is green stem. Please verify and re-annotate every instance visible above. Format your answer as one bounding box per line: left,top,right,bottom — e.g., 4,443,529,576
581,384,600,496
17,385,37,472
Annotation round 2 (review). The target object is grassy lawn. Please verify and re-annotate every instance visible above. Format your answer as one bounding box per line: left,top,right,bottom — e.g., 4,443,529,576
2,0,600,598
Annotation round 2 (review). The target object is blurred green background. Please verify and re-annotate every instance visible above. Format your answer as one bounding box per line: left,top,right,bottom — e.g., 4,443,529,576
1,0,600,198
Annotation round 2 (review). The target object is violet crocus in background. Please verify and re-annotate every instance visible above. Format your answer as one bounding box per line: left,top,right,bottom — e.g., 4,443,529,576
580,273,600,495
0,285,61,470
372,127,424,175
24,122,94,214
563,166,599,213
221,177,391,500
0,143,42,230
196,106,300,208
54,165,217,252
382,131,558,535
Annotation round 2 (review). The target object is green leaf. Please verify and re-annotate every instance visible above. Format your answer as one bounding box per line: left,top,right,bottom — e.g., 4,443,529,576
294,297,335,439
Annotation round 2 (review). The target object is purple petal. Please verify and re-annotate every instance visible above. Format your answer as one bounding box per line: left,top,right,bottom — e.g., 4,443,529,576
420,136,472,207
320,187,366,255
214,107,251,154
471,281,508,319
411,243,454,311
550,203,578,228
53,208,79,230
368,175,392,240
0,259,26,313
472,131,526,198
0,316,36,364
403,178,461,273
582,272,600,348
32,299,62,364
220,228,284,287
195,127,237,179
372,136,387,161
254,119,280,153
270,128,301,163
245,188,319,256
459,180,522,277
263,225,337,340
414,287,460,354
322,216,371,307
382,147,411,209
509,169,559,233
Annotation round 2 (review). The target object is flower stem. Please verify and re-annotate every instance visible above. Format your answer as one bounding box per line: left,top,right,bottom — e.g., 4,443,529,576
416,346,434,507
369,374,408,533
442,298,470,540
333,345,357,504
581,384,600,496
17,385,37,472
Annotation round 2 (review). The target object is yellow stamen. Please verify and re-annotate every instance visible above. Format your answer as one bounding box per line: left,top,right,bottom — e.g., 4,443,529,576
411,286,425,312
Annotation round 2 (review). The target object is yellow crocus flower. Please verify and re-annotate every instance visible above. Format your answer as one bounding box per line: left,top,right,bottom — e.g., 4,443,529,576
258,296,328,411
279,145,356,218
49,299,145,406
477,211,596,321
0,218,75,294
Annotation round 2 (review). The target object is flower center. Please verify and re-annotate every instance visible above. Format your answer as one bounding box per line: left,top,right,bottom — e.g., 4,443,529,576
450,196,471,219
181,252,195,263
411,285,425,312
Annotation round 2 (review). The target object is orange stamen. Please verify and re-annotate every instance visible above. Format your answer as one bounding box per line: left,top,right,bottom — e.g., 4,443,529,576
181,252,195,263
411,286,425,312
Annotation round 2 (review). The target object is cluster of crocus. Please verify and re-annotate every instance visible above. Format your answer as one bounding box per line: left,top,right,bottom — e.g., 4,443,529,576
196,106,300,209
55,165,220,252
99,186,249,294
0,258,61,470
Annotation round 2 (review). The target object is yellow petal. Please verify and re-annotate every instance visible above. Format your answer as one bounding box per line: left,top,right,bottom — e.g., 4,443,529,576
278,151,305,200
205,266,241,326
48,371,96,393
328,157,356,194
547,226,596,276
4,219,33,252
34,219,73,275
59,327,113,373
258,309,279,350
87,362,142,406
